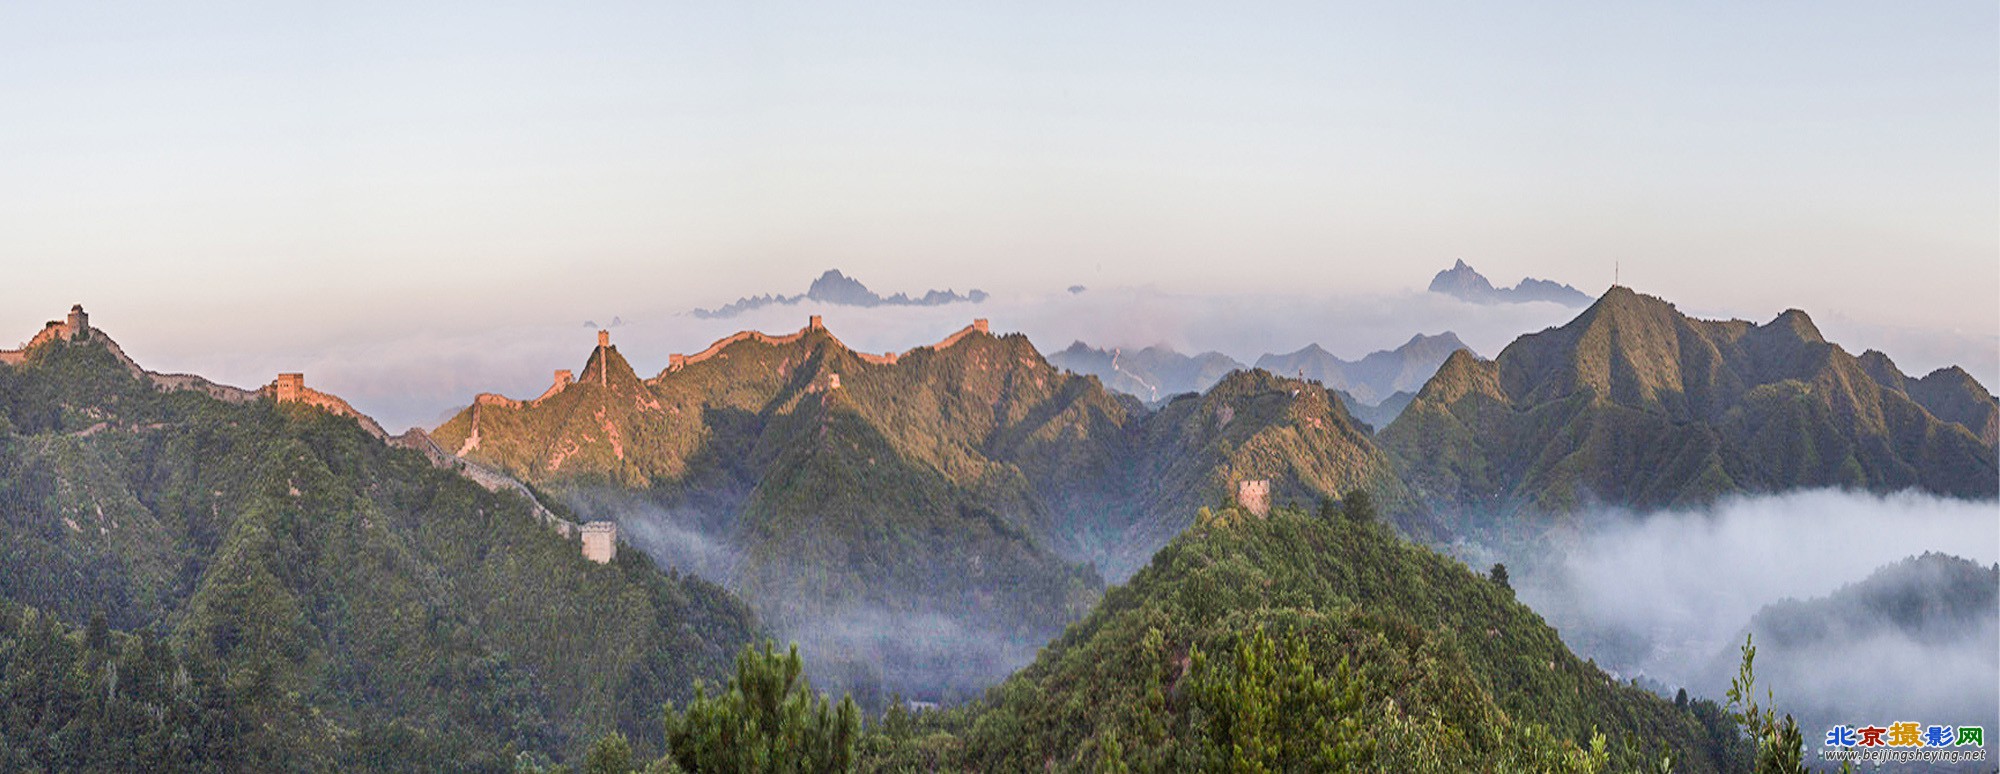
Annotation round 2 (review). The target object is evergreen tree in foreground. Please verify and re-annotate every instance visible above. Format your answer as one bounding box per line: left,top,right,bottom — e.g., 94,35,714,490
1725,634,1810,774
662,640,861,773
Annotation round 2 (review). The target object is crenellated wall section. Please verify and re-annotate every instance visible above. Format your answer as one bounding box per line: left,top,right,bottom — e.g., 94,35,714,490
4,305,620,564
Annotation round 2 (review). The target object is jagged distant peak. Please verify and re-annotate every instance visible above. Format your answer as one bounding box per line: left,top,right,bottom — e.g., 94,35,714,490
1429,261,1594,307
692,268,989,319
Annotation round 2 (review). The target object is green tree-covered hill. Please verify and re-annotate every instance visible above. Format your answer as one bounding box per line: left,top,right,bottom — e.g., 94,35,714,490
1381,286,1998,522
861,503,1749,772
0,332,756,770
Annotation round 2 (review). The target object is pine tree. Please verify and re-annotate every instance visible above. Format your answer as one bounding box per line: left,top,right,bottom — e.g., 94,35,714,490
1725,634,1808,774
582,732,634,774
1340,489,1377,525
661,640,860,773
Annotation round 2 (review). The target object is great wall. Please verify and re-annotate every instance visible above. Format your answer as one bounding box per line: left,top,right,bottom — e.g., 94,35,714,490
4,307,1011,565
0,305,618,564
452,316,984,434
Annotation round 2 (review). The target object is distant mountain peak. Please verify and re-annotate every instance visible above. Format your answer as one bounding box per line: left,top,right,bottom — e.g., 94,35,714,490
1250,334,1474,409
693,269,988,319
1429,261,1593,307
1398,331,1468,355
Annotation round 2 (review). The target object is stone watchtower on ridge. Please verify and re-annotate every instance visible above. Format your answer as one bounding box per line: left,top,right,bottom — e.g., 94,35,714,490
274,373,306,403
66,305,89,341
580,522,618,563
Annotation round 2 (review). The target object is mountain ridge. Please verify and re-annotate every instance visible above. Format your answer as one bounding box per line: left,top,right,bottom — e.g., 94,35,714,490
1256,331,1472,406
1383,286,1999,519
0,314,758,767
429,316,1417,699
1046,332,1470,427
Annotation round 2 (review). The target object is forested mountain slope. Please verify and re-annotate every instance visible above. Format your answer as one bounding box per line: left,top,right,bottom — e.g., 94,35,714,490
862,504,1748,772
0,329,755,770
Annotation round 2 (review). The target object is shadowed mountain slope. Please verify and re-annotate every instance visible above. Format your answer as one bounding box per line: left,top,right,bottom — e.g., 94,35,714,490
0,322,755,769
1381,287,1998,520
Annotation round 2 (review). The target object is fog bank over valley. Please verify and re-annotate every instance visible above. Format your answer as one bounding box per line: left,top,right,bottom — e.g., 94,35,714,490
1499,490,1999,730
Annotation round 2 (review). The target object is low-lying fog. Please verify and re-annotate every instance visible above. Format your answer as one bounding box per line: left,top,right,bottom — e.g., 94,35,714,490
1491,489,1999,731
583,492,1051,707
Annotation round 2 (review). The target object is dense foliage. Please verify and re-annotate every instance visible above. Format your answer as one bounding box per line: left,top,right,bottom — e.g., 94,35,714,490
0,601,240,772
545,641,862,774
0,336,757,769
661,641,860,773
860,502,1750,772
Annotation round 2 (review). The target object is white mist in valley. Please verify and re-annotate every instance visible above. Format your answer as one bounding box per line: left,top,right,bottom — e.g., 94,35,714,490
1506,489,1999,728
573,491,1050,706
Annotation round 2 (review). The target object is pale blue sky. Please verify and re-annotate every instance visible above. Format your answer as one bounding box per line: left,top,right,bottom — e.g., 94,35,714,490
2,2,1995,426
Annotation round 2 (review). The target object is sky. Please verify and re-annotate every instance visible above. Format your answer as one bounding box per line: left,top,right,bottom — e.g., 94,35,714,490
2,2,1995,429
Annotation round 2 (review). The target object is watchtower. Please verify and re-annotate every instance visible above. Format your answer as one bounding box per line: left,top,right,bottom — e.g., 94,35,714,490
550,369,574,397
275,373,306,403
580,521,618,564
1235,479,1271,517
597,330,610,348
973,318,989,334
65,305,89,341
808,315,825,331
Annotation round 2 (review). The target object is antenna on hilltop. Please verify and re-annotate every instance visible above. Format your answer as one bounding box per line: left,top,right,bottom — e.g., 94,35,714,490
1615,261,1620,287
